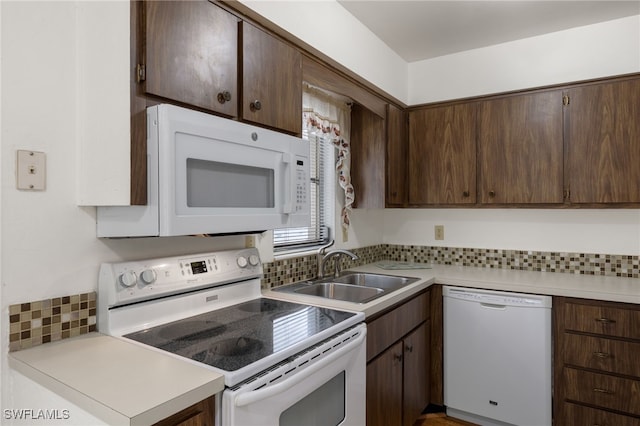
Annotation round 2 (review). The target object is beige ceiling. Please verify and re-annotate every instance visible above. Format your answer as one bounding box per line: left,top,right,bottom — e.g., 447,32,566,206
337,1,640,62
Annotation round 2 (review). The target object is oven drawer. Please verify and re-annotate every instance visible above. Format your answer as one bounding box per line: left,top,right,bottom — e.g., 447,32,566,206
563,368,640,416
561,401,640,426
563,333,640,377
563,302,640,339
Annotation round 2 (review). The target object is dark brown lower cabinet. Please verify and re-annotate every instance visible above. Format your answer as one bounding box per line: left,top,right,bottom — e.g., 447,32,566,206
366,291,430,426
554,297,640,425
153,396,215,426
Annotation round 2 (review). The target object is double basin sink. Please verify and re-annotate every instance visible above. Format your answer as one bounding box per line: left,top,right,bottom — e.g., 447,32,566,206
273,272,419,304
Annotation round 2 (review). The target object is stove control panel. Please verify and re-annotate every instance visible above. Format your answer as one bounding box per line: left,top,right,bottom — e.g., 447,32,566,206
99,248,262,307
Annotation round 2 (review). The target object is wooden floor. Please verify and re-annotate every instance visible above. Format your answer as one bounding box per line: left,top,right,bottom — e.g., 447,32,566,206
413,412,478,426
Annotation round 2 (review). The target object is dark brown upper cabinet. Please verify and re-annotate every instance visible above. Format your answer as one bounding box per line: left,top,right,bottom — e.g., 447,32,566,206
409,103,477,205
241,22,302,135
144,0,238,117
566,78,640,204
386,104,408,207
351,104,386,209
478,90,564,204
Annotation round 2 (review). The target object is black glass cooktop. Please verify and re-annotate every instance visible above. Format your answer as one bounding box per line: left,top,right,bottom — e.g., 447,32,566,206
124,298,356,372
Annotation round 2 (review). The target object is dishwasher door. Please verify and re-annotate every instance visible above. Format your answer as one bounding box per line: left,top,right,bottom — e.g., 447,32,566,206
443,286,552,426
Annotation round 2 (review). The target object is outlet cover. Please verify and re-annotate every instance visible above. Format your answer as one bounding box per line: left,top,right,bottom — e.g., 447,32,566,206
435,225,444,240
17,150,46,191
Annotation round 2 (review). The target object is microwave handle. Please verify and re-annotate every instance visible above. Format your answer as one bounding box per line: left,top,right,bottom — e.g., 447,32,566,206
282,153,295,214
234,328,366,407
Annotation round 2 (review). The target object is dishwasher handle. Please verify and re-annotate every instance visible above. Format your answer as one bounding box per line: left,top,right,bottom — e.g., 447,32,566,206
480,302,507,310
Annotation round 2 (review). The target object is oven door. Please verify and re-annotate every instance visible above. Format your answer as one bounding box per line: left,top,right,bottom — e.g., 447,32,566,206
157,103,310,236
220,324,366,426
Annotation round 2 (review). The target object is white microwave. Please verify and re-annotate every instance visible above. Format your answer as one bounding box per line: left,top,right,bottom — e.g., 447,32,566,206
97,104,310,237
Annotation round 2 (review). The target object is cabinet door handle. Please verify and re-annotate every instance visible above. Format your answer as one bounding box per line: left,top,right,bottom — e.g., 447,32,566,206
595,318,616,324
593,388,615,395
217,90,232,104
405,344,413,353
488,191,496,198
394,353,403,363
593,351,612,359
250,100,262,111
462,191,470,198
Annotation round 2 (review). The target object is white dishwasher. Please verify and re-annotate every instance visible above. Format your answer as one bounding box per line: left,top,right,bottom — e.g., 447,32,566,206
443,286,552,426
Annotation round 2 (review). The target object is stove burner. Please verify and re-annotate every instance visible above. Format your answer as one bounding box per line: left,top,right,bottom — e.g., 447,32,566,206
237,299,281,313
194,337,264,362
157,320,226,341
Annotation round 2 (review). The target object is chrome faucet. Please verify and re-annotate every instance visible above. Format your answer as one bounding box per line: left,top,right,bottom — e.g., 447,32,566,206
316,239,335,278
319,249,359,279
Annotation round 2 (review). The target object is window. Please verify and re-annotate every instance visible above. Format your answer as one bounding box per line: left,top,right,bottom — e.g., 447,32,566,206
273,86,350,253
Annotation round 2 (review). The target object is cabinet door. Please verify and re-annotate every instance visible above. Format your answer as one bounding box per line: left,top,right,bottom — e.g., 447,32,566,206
409,104,476,205
241,22,302,134
352,104,386,209
153,396,215,426
403,322,430,426
478,91,564,204
567,78,640,203
386,104,408,207
145,1,238,117
367,342,403,426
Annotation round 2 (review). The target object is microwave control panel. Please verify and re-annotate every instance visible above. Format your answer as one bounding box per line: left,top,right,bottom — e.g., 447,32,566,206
295,157,309,214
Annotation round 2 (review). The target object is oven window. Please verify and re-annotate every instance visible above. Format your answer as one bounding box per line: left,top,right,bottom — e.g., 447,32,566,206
186,159,274,208
279,371,345,426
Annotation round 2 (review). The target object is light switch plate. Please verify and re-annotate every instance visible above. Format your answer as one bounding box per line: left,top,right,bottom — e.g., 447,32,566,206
17,150,46,191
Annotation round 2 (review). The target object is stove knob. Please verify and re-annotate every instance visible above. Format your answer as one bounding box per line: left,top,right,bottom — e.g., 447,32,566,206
236,256,248,268
119,271,137,288
248,254,260,266
140,269,157,285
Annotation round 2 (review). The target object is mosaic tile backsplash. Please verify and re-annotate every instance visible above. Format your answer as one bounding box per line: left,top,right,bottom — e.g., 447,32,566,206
8,292,97,352
262,244,640,288
7,245,638,351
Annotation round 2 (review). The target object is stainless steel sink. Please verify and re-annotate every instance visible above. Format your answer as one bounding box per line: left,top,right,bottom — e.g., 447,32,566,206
322,272,419,292
293,282,383,304
273,272,419,304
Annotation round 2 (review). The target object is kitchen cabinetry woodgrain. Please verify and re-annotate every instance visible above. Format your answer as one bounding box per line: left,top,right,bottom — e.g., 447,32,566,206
554,297,640,425
478,90,564,204
366,341,404,426
351,104,386,209
566,78,640,204
366,291,430,426
386,104,408,206
241,22,302,135
145,1,238,117
409,103,476,205
152,396,215,426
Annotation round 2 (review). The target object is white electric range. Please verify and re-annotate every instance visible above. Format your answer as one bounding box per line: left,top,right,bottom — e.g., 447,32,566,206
97,248,366,426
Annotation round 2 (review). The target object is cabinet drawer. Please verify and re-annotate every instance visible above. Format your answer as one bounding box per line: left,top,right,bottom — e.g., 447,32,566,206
563,302,640,340
564,368,640,416
561,401,640,426
366,291,429,362
563,333,640,377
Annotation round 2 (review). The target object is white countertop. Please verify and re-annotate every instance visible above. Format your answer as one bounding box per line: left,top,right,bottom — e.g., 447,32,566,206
9,333,225,426
263,263,640,317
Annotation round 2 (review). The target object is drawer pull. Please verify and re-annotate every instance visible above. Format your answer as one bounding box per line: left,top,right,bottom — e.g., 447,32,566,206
592,351,612,359
595,318,616,324
593,388,615,395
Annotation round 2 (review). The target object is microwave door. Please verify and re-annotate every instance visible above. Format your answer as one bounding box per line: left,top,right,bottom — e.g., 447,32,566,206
164,133,290,235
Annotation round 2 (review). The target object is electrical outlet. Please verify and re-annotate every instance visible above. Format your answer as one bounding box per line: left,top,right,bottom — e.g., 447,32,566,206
434,225,444,240
245,235,256,248
17,150,46,191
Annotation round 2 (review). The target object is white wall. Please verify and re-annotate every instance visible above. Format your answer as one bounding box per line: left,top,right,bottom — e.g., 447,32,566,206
0,1,245,419
408,15,640,104
383,209,640,255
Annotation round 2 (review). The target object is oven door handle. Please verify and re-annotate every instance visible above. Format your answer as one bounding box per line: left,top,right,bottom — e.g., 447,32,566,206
234,328,366,407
